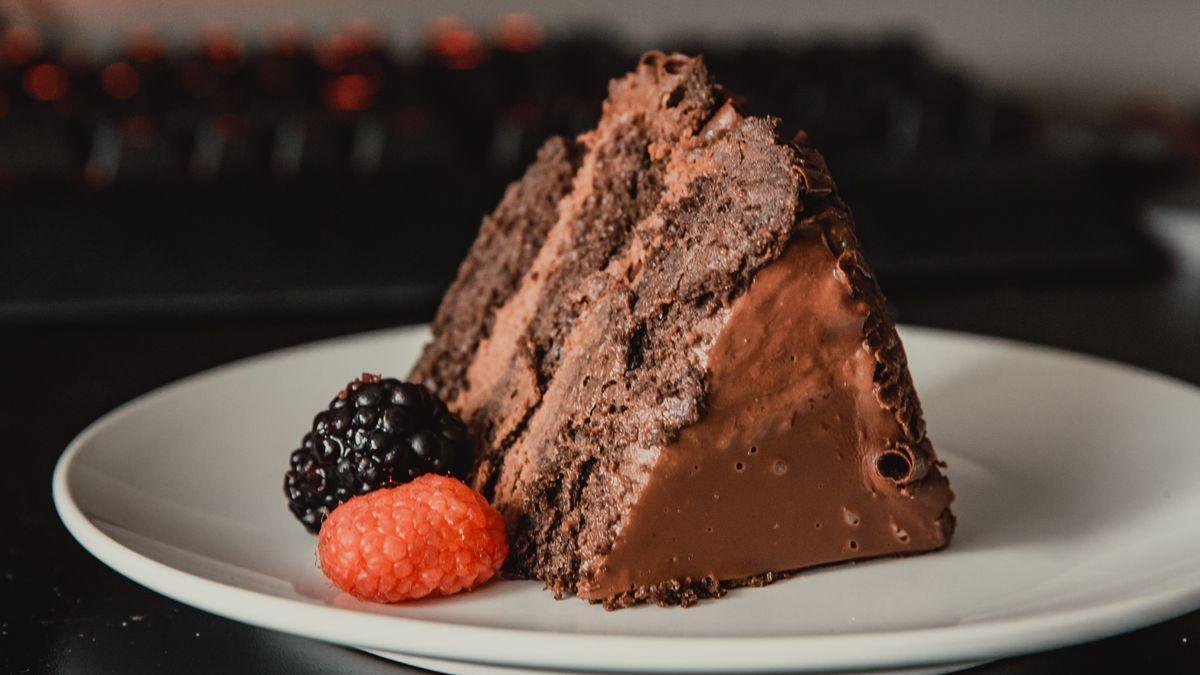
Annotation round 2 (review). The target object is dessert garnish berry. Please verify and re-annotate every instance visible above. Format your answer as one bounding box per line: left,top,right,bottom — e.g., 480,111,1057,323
318,474,508,602
284,373,473,533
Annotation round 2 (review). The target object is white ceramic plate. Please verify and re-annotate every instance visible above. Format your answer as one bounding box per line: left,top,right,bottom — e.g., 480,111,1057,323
54,326,1200,674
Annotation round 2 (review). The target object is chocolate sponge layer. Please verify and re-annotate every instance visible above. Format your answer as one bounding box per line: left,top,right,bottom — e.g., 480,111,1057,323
411,135,583,403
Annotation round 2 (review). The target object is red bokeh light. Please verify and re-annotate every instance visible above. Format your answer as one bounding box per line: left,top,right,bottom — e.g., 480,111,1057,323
343,19,383,53
428,17,485,70
496,14,542,53
203,25,243,63
325,74,377,112
2,25,42,65
102,62,140,100
316,21,382,73
24,64,68,102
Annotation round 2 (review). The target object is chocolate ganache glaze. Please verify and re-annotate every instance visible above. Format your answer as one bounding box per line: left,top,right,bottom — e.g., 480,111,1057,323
578,229,954,601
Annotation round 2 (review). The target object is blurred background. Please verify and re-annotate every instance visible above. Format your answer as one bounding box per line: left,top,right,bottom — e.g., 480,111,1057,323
1,0,1199,325
5,3,1200,673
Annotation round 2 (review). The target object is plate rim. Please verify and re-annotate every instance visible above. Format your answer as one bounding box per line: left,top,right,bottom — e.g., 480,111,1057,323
52,325,1200,672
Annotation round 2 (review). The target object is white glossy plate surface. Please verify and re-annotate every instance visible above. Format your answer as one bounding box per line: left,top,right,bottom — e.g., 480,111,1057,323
54,326,1200,673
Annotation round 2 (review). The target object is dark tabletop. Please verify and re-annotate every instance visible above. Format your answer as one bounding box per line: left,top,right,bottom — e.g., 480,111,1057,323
4,256,1200,674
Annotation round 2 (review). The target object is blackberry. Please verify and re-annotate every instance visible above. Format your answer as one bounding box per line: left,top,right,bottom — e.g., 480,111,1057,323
284,373,473,533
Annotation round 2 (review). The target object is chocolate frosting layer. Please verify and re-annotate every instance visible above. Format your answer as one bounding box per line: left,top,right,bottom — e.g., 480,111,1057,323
578,230,954,601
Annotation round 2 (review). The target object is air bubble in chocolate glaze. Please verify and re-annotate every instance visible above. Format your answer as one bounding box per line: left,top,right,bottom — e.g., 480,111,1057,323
735,461,745,472
748,446,758,455
848,540,859,551
773,460,788,475
877,451,912,482
894,525,910,543
844,509,860,526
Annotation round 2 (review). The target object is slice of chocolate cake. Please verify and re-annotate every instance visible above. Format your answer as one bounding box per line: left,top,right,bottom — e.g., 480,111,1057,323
411,52,955,609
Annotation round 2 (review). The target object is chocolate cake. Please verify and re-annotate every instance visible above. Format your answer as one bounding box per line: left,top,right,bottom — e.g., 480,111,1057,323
411,52,955,608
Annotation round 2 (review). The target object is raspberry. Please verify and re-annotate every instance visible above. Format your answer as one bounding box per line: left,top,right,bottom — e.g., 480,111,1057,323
317,474,508,602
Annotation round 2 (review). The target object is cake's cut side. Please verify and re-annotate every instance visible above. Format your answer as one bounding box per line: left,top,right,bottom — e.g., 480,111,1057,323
411,135,583,404
425,55,718,506
411,51,954,608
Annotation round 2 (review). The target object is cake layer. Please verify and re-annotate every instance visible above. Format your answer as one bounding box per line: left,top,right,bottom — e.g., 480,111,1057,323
412,136,582,403
439,54,718,508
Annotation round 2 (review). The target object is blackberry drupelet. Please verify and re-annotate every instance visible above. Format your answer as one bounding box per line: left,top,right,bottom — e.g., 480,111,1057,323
284,373,473,533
